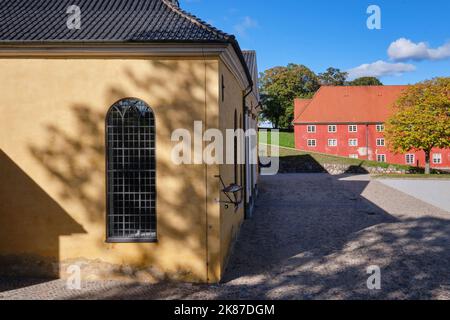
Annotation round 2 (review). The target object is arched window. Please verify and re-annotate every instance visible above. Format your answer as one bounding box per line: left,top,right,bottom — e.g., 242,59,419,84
106,98,156,243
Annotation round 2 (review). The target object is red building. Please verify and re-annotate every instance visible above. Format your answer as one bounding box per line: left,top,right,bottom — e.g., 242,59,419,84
293,86,450,169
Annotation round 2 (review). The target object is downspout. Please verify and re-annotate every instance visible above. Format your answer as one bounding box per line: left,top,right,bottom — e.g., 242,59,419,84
202,48,210,283
243,85,253,218
366,123,370,160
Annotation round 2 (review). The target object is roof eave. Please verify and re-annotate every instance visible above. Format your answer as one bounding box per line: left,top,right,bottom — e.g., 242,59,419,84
0,38,253,88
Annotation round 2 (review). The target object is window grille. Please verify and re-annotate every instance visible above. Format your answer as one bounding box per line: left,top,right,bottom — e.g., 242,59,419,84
349,139,358,147
406,154,415,165
328,125,337,133
307,139,317,147
376,124,385,132
106,98,156,243
307,125,316,133
376,138,385,147
377,154,386,163
328,139,338,147
433,153,442,164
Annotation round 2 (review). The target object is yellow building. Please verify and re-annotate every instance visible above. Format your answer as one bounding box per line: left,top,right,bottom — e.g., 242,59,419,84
0,0,259,283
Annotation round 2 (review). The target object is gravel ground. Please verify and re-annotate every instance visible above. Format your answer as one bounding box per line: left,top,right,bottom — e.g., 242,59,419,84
1,174,449,300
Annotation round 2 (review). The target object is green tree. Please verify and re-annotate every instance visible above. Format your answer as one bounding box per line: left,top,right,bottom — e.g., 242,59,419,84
259,64,320,129
385,77,450,174
348,77,383,86
318,67,348,86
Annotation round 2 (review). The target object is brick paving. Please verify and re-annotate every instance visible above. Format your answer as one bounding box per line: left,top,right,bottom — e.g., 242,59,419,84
1,174,449,300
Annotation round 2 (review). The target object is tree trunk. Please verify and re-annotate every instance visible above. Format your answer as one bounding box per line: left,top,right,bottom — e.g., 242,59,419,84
424,150,431,175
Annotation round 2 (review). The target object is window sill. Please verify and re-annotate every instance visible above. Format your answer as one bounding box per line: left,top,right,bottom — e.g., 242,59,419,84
106,238,158,244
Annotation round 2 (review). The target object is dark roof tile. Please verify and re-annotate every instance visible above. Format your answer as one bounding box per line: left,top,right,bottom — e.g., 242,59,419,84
0,0,253,87
0,0,231,42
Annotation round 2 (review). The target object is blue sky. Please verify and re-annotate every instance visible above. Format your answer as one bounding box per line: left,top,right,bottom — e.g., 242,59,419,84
182,0,450,85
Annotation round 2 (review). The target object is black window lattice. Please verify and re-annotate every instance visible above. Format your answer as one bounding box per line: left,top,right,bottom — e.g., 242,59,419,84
106,99,156,242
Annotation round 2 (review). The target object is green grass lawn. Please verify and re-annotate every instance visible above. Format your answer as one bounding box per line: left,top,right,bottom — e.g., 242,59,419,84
274,146,414,170
259,131,449,174
259,131,295,148
260,139,414,171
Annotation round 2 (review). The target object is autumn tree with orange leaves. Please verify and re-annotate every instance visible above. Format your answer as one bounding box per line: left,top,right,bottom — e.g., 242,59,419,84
385,78,450,174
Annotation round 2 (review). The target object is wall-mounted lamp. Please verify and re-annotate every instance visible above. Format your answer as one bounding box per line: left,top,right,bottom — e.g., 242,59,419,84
215,175,243,211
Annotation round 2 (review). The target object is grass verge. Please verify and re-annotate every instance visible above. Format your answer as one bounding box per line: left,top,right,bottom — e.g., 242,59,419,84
259,131,295,149
266,145,415,171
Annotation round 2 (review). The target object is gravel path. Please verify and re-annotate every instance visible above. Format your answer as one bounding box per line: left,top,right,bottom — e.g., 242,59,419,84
1,174,449,300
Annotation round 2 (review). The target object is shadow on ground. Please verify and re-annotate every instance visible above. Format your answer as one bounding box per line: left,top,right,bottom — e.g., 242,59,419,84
67,173,450,300
216,174,450,300
1,173,449,300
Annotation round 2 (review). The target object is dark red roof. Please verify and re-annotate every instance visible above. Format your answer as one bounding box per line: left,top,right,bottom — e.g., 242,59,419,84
294,86,409,124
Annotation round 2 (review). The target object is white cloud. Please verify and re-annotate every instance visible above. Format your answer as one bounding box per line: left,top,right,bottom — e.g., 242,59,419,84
388,38,450,61
347,60,416,80
233,16,258,37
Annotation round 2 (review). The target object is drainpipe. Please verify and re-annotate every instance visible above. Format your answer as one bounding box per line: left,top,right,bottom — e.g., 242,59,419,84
243,85,253,219
366,123,370,160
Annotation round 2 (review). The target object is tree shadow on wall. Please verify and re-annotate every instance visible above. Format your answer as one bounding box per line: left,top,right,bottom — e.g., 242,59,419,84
26,59,219,282
29,105,106,224
0,149,86,289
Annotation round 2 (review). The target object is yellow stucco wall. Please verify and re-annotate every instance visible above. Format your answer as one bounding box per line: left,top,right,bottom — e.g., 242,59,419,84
218,61,245,272
0,57,227,283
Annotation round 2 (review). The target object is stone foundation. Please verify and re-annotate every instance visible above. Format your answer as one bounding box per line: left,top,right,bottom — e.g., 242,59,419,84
322,163,411,175
0,255,192,283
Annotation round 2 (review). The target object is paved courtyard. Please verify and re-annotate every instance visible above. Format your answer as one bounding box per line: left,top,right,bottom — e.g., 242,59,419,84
1,174,449,300
378,179,450,212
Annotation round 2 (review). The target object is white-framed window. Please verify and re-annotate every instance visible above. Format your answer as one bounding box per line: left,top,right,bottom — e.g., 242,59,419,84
348,125,358,133
348,139,358,147
307,125,316,133
376,138,385,147
433,153,442,164
307,139,317,147
377,154,386,163
349,154,359,159
328,125,337,133
328,139,338,147
405,154,415,165
376,124,385,132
